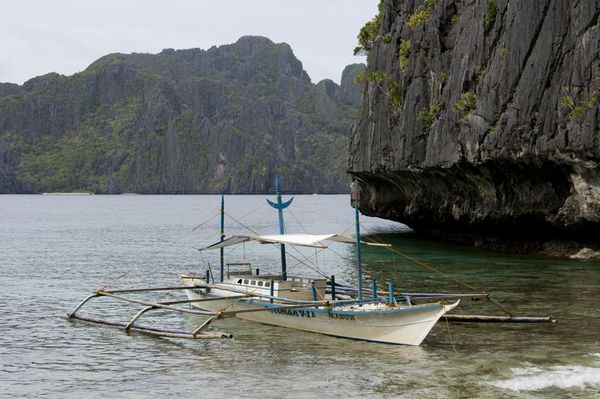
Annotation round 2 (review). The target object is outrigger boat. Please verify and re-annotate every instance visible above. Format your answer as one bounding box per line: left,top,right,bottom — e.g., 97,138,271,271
179,243,459,345
177,177,460,345
68,177,555,345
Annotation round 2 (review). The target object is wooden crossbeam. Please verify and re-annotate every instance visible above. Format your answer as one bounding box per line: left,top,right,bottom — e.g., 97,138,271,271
99,292,215,316
103,286,194,294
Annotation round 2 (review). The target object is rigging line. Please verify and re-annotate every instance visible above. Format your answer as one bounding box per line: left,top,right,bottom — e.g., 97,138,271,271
285,246,358,288
195,229,224,247
283,246,331,279
287,240,321,268
224,210,260,235
359,225,485,294
98,272,130,292
286,246,329,276
74,211,223,300
166,212,220,249
236,202,270,223
280,243,322,272
222,209,353,281
287,208,310,234
253,207,276,234
96,217,221,289
445,316,457,353
326,244,354,264
191,211,221,232
286,212,354,277
145,211,222,260
282,234,345,277
283,236,356,285
218,211,324,276
356,228,404,285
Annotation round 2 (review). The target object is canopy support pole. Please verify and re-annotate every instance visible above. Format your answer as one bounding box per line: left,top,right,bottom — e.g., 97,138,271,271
330,275,336,301
355,203,363,301
277,177,287,280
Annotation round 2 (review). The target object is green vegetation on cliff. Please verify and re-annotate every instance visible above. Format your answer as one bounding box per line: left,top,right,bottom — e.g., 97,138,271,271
0,37,365,193
354,1,383,56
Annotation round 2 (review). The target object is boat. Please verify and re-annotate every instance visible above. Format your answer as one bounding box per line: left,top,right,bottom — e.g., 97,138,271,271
175,177,460,345
67,176,555,345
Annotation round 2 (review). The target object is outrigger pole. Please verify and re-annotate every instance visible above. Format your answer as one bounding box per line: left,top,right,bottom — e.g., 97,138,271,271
220,194,225,282
67,283,333,339
267,176,293,281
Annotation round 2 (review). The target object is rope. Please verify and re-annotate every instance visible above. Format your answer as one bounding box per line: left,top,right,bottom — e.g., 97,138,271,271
288,208,310,234
224,210,260,235
445,316,457,353
190,212,221,233
359,226,486,294
224,207,332,278
221,204,491,310
237,202,270,224
285,246,330,279
98,272,130,291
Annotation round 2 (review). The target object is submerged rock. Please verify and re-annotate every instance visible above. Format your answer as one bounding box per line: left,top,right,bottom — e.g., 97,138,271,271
569,247,600,260
348,0,600,253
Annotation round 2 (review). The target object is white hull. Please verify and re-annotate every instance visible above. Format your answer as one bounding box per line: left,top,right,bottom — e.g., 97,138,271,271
181,279,458,346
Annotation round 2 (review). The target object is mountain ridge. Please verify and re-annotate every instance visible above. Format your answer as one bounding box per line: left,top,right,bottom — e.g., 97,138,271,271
0,36,365,194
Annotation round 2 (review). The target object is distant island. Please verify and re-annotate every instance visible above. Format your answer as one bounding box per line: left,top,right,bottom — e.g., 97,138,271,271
0,36,365,194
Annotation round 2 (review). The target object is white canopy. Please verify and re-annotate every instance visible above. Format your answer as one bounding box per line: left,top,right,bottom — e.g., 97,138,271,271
200,233,390,251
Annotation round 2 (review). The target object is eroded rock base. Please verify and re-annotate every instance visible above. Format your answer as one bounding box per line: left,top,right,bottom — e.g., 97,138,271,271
351,158,600,257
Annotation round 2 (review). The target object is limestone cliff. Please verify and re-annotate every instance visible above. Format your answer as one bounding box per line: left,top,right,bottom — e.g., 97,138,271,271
0,37,365,194
349,0,600,252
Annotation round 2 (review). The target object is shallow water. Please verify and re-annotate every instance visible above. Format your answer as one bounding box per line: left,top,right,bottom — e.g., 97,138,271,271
1,194,599,398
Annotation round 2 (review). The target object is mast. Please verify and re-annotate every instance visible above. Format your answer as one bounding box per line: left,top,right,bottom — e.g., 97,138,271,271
355,202,363,301
220,194,225,282
267,176,293,280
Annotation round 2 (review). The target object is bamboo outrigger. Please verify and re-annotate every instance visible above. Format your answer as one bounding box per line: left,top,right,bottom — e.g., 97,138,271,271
68,176,555,345
67,285,338,339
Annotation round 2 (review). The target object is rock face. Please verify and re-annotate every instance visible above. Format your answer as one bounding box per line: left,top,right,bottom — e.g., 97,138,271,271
0,36,365,193
349,0,600,251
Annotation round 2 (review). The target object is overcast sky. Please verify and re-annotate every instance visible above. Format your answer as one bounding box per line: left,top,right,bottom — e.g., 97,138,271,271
1,0,377,85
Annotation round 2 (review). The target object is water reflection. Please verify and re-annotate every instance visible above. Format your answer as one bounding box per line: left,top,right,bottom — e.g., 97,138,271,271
1,195,599,398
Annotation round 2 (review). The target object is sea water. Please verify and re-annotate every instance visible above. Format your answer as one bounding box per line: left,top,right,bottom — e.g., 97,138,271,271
1,195,599,398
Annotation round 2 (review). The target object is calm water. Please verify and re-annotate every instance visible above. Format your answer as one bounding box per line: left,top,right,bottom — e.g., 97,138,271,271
1,195,599,398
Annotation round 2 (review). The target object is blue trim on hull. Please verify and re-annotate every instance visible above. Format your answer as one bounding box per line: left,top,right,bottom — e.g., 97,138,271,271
192,290,443,315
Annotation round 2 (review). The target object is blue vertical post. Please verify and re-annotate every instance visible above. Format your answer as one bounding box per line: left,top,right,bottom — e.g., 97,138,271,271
388,282,395,305
371,279,378,299
220,194,225,282
311,283,318,301
267,176,293,281
275,177,287,280
355,203,363,301
330,275,336,301
270,278,274,303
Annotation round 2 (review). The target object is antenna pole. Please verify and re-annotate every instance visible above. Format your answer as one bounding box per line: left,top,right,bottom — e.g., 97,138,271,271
266,176,294,281
220,194,225,282
355,203,363,301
